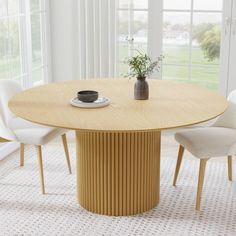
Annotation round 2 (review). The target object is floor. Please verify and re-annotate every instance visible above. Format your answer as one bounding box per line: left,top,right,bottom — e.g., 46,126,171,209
0,132,235,235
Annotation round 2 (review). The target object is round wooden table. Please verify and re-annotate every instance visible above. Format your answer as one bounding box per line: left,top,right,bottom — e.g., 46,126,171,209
9,79,227,216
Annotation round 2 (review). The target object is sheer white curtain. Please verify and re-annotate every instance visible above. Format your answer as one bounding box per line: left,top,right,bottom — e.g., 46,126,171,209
78,0,116,79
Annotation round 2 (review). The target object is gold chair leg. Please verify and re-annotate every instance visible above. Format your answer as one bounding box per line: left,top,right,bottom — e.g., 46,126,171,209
36,145,45,194
61,134,72,174
20,143,24,167
196,159,208,210
173,145,185,186
228,155,232,181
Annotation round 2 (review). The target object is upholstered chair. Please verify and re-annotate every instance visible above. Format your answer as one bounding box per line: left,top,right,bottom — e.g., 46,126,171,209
173,89,236,210
0,80,72,194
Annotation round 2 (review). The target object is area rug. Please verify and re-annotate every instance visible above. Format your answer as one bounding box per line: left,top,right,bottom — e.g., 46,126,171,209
0,144,236,235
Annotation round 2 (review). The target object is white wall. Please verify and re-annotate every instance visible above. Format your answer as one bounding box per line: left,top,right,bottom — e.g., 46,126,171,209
49,0,78,82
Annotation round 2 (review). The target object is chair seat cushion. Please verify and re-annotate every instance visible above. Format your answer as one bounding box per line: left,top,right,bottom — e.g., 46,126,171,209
8,117,66,145
175,127,236,158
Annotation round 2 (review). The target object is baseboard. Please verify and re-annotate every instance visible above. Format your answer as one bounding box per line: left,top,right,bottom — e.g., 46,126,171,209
0,142,19,161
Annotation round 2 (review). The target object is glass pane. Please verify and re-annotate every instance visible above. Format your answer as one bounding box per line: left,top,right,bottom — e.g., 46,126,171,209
133,11,148,43
119,0,129,8
164,0,191,10
0,20,8,79
0,0,7,17
118,11,129,62
8,0,19,16
193,0,223,11
133,43,147,55
193,12,222,24
32,67,43,83
12,76,22,84
162,65,189,81
118,63,129,77
163,46,189,64
191,66,219,90
119,42,129,62
133,0,148,9
30,0,40,12
163,12,190,64
31,13,42,69
8,18,21,78
118,11,129,39
192,13,222,65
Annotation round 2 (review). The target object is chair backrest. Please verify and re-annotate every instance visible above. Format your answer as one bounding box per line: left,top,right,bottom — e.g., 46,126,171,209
213,90,236,129
0,80,23,140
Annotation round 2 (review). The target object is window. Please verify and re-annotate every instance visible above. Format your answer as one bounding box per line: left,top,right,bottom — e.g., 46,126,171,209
162,0,223,90
116,0,223,90
0,0,50,87
117,0,148,76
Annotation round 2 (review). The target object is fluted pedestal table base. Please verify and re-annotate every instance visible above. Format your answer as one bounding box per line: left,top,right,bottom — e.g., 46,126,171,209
76,130,161,216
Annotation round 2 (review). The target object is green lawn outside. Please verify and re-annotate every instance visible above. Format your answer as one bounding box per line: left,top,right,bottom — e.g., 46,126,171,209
1,45,220,91
163,45,219,65
118,43,220,90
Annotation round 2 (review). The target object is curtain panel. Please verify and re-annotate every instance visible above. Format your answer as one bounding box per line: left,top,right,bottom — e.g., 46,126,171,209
77,0,116,79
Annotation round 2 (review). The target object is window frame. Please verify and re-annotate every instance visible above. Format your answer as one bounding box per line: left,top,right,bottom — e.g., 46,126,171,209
116,0,224,89
0,0,51,88
116,0,149,76
162,0,223,86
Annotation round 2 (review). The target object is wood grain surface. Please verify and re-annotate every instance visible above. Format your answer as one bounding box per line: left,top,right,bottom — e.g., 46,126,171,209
9,79,227,132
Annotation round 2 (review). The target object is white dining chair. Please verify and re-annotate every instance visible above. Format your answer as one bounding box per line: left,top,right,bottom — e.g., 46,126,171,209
173,89,236,210
0,80,72,194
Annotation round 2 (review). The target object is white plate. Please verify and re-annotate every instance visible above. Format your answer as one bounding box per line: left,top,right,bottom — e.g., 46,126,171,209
70,97,110,108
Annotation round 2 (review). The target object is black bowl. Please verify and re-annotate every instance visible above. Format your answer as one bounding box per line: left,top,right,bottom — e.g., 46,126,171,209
77,90,98,103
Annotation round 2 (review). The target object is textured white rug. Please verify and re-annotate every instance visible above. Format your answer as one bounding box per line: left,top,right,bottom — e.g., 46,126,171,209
0,144,236,236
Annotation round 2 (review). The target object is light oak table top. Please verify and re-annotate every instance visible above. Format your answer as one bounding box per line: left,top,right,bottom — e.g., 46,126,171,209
9,79,227,132
8,79,228,216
